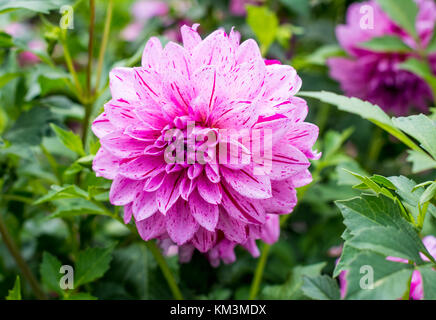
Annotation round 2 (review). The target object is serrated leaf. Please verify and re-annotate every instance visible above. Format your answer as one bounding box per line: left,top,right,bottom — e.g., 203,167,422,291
376,0,418,39
298,91,421,152
359,35,411,52
50,124,85,157
345,251,413,299
418,265,436,299
392,114,436,160
302,275,340,300
6,276,21,300
75,245,115,287
40,252,63,294
35,185,88,204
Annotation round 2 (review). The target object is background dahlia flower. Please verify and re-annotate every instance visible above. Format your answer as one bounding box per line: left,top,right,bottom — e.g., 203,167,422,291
328,0,436,115
339,235,436,299
92,24,319,266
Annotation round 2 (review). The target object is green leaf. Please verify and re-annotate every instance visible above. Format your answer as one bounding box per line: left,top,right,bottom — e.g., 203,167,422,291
406,150,436,173
0,31,14,48
50,124,85,157
0,73,20,89
345,251,413,299
336,194,430,263
40,252,63,294
392,114,436,160
6,276,21,300
75,245,115,287
47,198,109,219
302,275,340,300
359,35,411,52
334,243,361,277
376,0,419,39
280,0,310,17
0,0,63,14
64,292,98,300
298,91,422,152
261,262,326,300
246,5,278,54
35,185,88,204
420,182,436,205
418,265,436,299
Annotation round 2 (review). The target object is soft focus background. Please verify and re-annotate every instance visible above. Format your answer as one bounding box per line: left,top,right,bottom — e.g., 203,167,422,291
0,0,435,300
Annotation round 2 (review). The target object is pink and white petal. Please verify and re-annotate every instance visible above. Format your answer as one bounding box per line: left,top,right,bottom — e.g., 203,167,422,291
134,106,168,130
163,41,192,78
141,37,163,71
123,203,133,224
189,189,219,231
216,210,247,244
197,174,222,204
166,200,199,245
228,27,241,49
242,238,260,257
260,214,280,244
100,131,148,158
268,144,310,181
213,100,259,129
221,166,272,199
109,176,143,206
285,122,320,159
109,67,139,102
228,58,266,101
262,179,297,214
181,24,201,52
262,64,302,100
191,227,217,253
156,172,183,213
144,171,167,192
205,163,220,183
191,29,235,73
92,147,120,180
289,169,313,188
236,39,262,64
136,211,166,241
104,99,138,129
132,191,158,221
180,176,196,200
119,155,164,180
92,113,115,139
221,183,266,224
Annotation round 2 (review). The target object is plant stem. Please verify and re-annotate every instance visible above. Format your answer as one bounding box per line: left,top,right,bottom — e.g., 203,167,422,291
248,243,271,300
95,0,113,92
248,164,323,299
0,212,47,300
60,30,83,100
145,241,183,300
87,0,95,98
94,202,184,300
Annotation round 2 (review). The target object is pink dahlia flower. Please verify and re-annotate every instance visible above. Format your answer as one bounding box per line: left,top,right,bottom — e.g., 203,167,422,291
92,24,319,266
339,235,436,299
328,0,436,115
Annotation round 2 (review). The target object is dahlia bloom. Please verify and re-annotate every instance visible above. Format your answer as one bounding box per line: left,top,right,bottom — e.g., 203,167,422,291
328,0,436,115
339,236,436,299
92,24,319,265
121,0,169,41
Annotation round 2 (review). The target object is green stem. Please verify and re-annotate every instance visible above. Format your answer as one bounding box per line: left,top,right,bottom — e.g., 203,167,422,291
87,0,95,98
0,211,47,300
248,243,271,300
248,164,323,299
95,0,113,93
60,30,83,100
93,202,184,300
366,127,385,172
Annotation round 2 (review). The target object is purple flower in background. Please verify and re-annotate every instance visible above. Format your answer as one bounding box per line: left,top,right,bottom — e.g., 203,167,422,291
121,0,169,41
229,0,262,16
339,236,436,299
92,25,319,265
328,0,436,115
